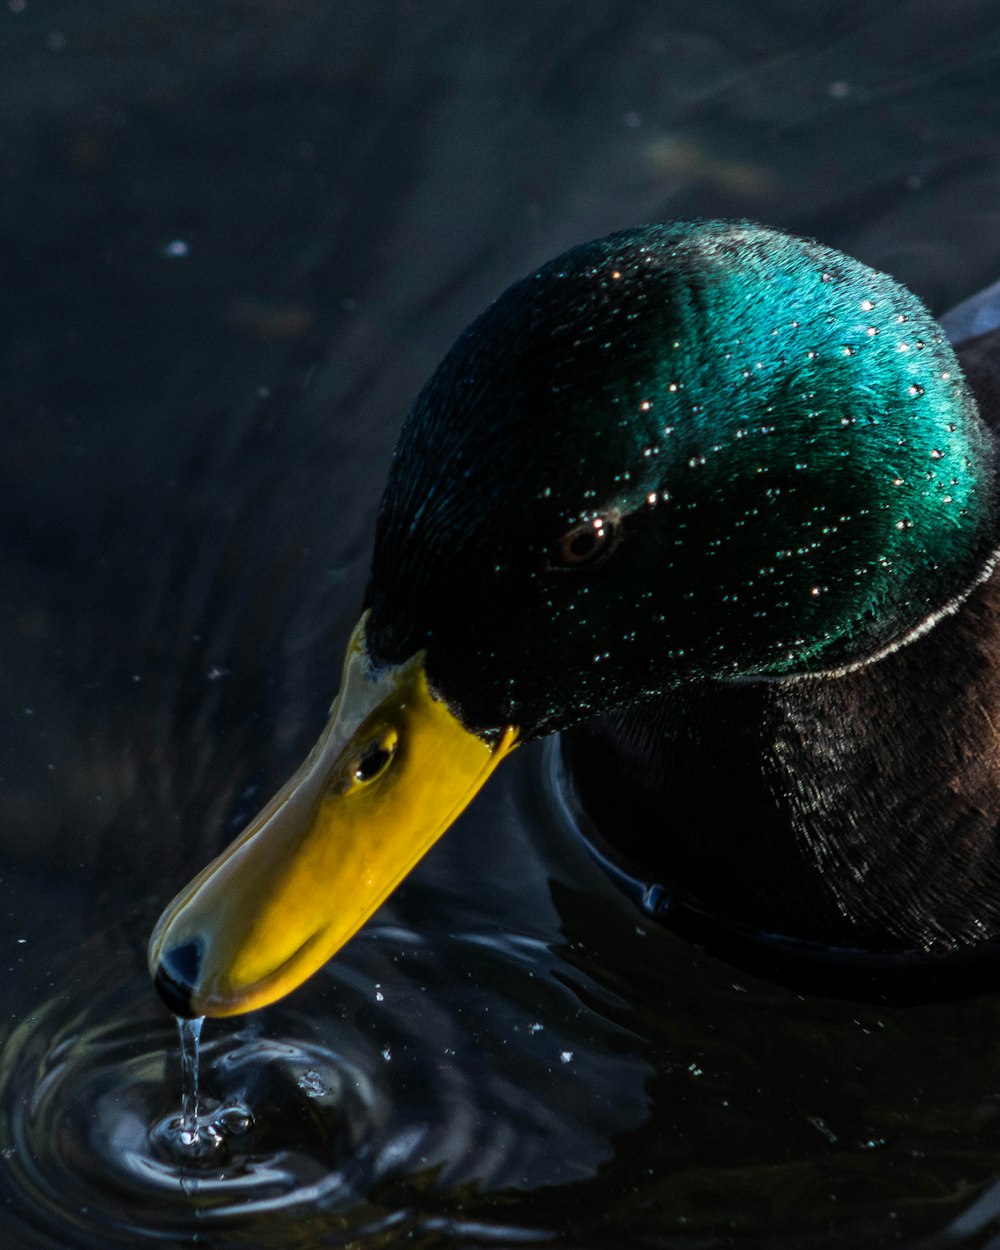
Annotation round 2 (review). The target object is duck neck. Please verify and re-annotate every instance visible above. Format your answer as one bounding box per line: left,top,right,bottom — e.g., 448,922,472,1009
562,563,1000,958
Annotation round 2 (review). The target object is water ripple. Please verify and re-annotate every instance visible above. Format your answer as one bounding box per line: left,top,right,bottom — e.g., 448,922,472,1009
0,922,651,1248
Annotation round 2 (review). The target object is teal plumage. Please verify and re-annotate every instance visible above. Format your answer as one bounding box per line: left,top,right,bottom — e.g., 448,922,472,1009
368,221,995,730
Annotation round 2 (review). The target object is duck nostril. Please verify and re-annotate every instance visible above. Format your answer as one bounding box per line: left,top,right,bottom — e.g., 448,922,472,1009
154,940,203,1017
353,738,396,784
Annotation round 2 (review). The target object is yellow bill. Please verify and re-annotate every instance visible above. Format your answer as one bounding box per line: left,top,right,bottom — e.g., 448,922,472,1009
148,614,518,1017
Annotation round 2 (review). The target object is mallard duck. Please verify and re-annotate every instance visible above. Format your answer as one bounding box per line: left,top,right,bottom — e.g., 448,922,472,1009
149,219,1000,1018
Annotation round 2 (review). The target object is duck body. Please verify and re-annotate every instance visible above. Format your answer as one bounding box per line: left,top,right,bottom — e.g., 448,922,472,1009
565,323,1000,970
151,221,1000,1017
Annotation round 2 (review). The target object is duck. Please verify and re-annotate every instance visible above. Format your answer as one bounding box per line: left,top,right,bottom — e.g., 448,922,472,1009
149,219,1000,1018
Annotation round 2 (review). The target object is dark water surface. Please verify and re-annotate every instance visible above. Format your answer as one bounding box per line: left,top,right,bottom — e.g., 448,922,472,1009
5,3,1000,1246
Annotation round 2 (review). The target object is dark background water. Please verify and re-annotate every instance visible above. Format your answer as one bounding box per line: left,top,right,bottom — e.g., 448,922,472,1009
5,2,1000,1247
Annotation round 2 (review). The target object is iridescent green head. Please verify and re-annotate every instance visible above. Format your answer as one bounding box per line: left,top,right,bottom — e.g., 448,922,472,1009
366,221,997,737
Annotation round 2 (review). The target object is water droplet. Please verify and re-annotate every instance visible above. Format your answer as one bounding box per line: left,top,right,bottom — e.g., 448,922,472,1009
842,345,856,357
641,883,670,913
908,384,924,397
896,518,913,531
808,1116,838,1144
559,1051,574,1065
820,271,834,283
930,448,943,460
218,1105,253,1135
860,298,875,311
296,1069,329,1098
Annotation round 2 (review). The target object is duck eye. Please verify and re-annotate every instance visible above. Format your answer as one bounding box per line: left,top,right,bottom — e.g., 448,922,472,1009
551,514,619,569
352,735,397,784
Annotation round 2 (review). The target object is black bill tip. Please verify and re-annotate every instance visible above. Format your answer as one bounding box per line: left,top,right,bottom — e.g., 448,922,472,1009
153,940,203,1018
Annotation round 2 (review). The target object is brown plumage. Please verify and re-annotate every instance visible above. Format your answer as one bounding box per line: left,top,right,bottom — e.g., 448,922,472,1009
564,325,1000,1000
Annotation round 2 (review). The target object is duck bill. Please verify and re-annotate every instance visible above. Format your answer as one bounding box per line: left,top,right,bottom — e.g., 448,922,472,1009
148,615,518,1018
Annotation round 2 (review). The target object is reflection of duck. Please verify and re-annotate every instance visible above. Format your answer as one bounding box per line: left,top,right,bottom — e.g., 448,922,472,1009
150,220,1000,1017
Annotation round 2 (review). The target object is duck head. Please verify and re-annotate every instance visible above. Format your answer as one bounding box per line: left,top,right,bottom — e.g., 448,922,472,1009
150,221,997,1016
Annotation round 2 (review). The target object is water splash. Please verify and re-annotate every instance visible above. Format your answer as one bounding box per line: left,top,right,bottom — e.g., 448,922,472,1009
149,1015,255,1168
